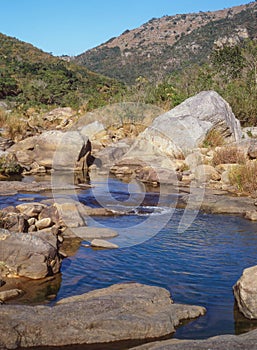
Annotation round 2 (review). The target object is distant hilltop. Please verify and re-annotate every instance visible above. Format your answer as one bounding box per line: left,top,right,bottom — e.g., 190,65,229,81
74,1,257,84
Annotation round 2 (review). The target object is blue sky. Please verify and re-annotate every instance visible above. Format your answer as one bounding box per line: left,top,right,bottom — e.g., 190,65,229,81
0,0,253,56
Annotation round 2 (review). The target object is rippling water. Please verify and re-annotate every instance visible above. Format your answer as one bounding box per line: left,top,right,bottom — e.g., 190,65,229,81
55,177,257,339
1,176,257,339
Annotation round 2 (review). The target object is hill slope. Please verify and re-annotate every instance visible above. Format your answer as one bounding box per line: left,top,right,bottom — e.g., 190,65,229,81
0,33,124,110
75,1,257,84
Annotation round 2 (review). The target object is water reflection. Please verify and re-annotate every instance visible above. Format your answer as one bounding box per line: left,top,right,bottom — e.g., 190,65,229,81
2,274,62,305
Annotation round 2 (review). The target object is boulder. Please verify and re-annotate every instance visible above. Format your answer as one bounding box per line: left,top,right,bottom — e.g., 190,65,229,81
91,239,119,249
0,283,206,349
0,228,60,279
43,107,74,122
0,212,28,233
245,211,257,221
194,164,221,183
35,217,52,230
9,130,90,171
54,202,85,228
78,121,105,140
234,265,257,319
132,329,257,350
131,91,242,160
248,140,257,159
0,289,23,302
16,202,46,217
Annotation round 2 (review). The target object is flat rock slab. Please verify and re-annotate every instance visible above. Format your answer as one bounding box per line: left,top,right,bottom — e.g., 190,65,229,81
131,329,257,350
68,226,119,239
0,283,205,349
91,238,119,249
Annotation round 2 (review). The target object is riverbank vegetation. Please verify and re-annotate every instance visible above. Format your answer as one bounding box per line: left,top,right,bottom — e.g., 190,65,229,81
0,31,257,139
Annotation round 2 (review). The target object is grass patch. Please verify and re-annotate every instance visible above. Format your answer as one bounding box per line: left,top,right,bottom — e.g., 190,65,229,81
201,129,225,148
212,147,246,166
229,160,257,195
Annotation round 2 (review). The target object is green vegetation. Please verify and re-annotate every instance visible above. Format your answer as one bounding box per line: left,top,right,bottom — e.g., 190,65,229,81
229,161,257,195
75,2,257,85
0,33,125,112
123,39,257,126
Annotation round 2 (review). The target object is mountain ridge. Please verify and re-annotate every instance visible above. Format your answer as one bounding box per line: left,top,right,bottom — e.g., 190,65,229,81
75,1,257,84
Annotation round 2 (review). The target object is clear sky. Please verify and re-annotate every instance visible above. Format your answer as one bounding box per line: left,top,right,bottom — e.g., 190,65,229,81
0,0,253,56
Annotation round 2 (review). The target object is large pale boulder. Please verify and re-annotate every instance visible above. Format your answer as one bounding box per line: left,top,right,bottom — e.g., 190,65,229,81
233,265,257,319
0,228,60,279
131,91,242,159
0,283,205,349
9,130,90,170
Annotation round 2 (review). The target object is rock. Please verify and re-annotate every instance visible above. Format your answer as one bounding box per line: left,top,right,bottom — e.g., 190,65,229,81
0,136,14,151
79,205,125,217
132,329,257,350
0,228,60,279
33,230,59,249
194,164,221,183
0,283,206,349
0,152,22,176
0,289,23,302
16,202,46,217
38,205,60,224
9,130,91,171
27,217,36,226
234,265,257,319
245,211,257,221
35,217,52,230
54,202,85,228
220,170,230,185
50,130,87,170
65,226,118,239
185,152,204,171
136,166,182,185
78,121,105,140
43,107,74,122
91,239,119,249
1,212,28,233
96,139,132,167
0,279,6,287
131,91,242,160
248,141,257,159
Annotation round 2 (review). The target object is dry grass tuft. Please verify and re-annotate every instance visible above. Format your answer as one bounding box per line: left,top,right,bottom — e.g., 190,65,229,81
201,129,225,148
229,160,257,195
212,147,246,166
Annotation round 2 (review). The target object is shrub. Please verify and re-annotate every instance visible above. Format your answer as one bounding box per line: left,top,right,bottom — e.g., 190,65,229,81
212,146,246,166
201,129,225,148
229,160,257,195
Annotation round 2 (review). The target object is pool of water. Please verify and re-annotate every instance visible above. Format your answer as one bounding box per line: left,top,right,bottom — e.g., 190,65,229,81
53,177,257,339
1,175,257,339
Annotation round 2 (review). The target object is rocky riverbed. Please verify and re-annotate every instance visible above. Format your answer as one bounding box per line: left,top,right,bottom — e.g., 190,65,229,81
1,91,257,349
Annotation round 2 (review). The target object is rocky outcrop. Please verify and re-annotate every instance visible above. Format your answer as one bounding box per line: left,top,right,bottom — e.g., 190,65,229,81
109,91,243,186
0,283,206,349
9,130,91,171
234,265,257,319
0,228,60,279
132,91,242,159
131,329,257,350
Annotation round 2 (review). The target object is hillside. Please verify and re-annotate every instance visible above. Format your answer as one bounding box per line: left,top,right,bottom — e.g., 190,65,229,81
0,32,124,110
75,1,257,84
